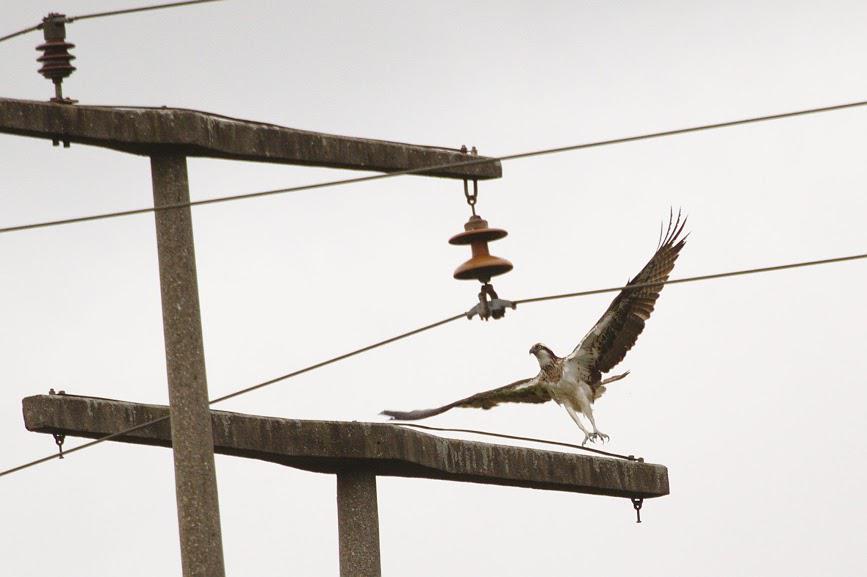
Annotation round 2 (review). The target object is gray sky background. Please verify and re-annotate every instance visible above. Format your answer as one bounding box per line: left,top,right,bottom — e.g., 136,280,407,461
2,1,866,575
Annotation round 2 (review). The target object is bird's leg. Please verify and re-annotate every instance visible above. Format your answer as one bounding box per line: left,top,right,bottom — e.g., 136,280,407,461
584,409,609,443
564,405,593,446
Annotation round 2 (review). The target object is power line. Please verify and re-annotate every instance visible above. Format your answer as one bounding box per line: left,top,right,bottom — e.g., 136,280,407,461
0,0,225,45
3,97,867,236
208,313,466,404
0,24,41,44
0,416,167,477
514,252,867,305
0,312,466,479
67,0,225,23
2,249,865,480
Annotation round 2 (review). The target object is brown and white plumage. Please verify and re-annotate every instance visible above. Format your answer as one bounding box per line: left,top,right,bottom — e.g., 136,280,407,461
382,212,688,444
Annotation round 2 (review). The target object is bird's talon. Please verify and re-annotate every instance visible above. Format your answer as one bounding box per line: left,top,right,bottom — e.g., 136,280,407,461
593,432,609,444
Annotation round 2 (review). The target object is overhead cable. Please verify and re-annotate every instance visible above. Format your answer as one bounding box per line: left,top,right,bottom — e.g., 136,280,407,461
3,98,867,235
514,252,867,305
0,0,225,45
0,24,41,44
0,312,466,479
1,249,865,479
67,0,225,23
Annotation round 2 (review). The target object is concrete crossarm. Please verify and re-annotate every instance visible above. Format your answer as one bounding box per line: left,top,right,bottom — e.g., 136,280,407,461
22,395,669,499
0,97,501,180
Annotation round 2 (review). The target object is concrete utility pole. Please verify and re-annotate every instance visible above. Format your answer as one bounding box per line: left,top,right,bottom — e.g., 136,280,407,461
337,470,382,577
2,96,501,577
151,154,225,577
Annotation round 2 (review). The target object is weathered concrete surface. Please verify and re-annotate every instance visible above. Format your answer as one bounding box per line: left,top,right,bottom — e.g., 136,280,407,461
22,394,669,499
337,470,381,577
151,155,225,577
0,98,501,179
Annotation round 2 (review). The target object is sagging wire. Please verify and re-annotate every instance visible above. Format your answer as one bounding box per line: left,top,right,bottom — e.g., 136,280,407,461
2,249,866,479
0,0,225,44
3,98,867,235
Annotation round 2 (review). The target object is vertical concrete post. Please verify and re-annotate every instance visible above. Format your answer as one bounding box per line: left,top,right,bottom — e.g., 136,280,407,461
337,469,382,577
150,154,226,577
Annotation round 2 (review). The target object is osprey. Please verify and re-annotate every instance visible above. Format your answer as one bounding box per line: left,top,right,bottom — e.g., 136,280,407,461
382,212,687,445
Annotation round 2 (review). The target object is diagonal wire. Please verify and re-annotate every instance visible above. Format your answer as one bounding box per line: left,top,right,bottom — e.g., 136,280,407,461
0,0,225,45
0,23,42,44
3,98,867,235
2,249,866,479
0,312,466,479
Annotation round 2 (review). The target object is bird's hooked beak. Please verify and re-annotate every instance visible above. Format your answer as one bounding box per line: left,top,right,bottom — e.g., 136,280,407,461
529,344,538,356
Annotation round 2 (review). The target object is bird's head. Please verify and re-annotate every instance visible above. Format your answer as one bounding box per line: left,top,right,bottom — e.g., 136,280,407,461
529,343,556,368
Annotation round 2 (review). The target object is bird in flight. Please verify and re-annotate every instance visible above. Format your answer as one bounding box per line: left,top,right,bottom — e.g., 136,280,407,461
382,212,687,445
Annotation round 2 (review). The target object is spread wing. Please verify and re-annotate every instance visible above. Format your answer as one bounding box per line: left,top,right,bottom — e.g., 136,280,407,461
567,211,687,382
381,376,549,421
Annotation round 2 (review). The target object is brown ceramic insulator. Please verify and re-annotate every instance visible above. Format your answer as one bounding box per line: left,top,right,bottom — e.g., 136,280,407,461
449,215,513,282
36,40,77,81
36,14,76,82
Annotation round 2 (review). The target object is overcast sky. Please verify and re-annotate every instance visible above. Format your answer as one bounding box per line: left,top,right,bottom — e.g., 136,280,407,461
2,1,866,575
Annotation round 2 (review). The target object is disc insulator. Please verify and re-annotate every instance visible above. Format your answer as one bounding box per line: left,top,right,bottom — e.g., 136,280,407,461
449,215,513,283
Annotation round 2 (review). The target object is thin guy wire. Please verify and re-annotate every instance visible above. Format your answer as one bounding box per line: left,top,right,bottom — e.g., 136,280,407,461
3,98,867,235
0,312,466,479
394,423,635,460
0,0,225,45
2,250,866,479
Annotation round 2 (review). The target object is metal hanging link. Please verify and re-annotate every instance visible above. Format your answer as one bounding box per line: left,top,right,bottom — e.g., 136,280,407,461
459,144,480,215
462,179,478,215
631,497,644,523
48,388,66,459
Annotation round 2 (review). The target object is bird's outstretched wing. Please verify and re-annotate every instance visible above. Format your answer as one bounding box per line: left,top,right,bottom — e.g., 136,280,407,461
381,376,549,421
567,210,688,382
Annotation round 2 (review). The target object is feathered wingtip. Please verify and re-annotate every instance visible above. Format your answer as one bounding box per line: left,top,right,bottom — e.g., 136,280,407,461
380,410,403,421
657,207,689,250
380,407,450,421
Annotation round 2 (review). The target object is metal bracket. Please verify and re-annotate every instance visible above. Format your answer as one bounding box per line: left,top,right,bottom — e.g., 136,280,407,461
52,432,66,459
466,283,515,321
48,388,67,458
631,497,644,523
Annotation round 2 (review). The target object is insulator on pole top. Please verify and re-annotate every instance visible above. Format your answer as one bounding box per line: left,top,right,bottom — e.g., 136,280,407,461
35,13,76,104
